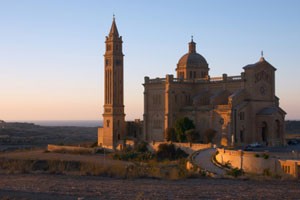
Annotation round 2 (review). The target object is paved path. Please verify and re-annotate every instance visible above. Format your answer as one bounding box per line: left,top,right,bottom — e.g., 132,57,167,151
194,148,226,176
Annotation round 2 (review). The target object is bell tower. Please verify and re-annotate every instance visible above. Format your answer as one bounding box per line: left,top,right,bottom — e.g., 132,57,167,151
101,17,125,149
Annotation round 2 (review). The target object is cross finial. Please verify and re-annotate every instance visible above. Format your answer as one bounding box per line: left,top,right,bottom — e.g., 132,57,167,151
191,35,193,42
113,14,115,21
261,50,264,57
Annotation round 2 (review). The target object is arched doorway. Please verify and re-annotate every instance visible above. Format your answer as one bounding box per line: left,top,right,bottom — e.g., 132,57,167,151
261,122,268,145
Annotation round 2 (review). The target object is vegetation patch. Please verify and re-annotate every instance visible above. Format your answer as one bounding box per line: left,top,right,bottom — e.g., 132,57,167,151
227,167,244,177
262,153,269,159
111,142,192,179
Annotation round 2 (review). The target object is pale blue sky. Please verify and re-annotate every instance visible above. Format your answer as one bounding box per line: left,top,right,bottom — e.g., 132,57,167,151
0,0,299,120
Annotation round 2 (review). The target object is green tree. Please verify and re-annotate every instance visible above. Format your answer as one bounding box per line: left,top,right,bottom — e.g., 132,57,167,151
185,129,199,143
165,127,177,142
174,117,195,142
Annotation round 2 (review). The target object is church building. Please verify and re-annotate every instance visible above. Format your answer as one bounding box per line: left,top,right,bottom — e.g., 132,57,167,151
99,18,286,149
143,39,286,147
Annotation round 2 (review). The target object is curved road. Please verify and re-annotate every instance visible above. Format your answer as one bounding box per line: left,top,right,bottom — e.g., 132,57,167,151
194,148,226,176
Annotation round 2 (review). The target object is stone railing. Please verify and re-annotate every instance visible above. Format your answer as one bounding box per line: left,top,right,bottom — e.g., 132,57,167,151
215,105,231,110
210,77,223,82
145,74,244,84
227,75,243,81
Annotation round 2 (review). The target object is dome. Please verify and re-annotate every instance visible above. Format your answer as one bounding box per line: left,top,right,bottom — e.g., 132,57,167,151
177,40,208,69
178,52,208,68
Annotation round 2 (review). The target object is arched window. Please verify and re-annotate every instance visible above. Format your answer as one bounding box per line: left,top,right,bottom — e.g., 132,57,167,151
106,120,110,128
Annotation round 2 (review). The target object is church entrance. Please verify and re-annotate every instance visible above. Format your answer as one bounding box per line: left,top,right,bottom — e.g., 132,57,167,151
261,122,268,145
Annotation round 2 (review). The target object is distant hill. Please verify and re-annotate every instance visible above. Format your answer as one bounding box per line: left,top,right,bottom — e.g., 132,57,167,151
285,120,300,134
0,122,97,150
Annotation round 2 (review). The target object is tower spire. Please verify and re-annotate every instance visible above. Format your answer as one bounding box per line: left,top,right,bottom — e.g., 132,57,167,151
259,50,265,62
109,15,119,37
189,36,196,53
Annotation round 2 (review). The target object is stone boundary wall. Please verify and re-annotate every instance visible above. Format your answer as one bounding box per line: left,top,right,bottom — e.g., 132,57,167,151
216,148,300,177
216,148,278,174
149,142,212,154
47,144,96,154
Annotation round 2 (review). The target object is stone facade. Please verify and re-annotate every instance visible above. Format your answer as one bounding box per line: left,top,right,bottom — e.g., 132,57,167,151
143,40,286,147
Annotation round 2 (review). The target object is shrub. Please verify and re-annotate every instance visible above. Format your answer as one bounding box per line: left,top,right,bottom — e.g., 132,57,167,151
112,150,154,162
135,141,149,153
224,161,231,169
262,154,269,159
254,154,260,158
156,143,176,161
156,143,188,161
227,167,243,177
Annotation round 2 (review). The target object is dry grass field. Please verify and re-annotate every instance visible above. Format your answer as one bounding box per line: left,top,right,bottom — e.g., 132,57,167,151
0,174,299,200
0,150,300,199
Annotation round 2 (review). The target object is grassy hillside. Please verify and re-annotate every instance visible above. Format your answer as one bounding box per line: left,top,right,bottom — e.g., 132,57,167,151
0,121,97,151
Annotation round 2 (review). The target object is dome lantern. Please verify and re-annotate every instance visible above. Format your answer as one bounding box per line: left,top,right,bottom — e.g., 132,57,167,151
176,39,209,80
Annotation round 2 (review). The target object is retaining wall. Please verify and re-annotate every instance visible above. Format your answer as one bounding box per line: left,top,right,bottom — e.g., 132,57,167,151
216,148,300,178
47,144,95,154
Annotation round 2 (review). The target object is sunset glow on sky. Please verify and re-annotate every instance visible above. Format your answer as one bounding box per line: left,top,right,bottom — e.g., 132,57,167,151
0,0,300,121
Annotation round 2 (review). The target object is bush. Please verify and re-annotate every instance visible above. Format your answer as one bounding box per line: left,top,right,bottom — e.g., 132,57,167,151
224,161,231,169
227,167,243,177
113,150,155,162
156,143,188,161
156,143,176,161
263,154,269,159
135,141,149,153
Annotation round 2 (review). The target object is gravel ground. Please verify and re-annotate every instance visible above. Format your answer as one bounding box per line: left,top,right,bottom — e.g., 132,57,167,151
0,174,299,200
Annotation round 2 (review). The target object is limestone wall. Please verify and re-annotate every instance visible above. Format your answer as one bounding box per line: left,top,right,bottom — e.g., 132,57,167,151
216,148,300,177
47,144,95,154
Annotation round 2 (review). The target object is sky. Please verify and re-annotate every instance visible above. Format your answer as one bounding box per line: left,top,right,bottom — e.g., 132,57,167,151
0,0,300,121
